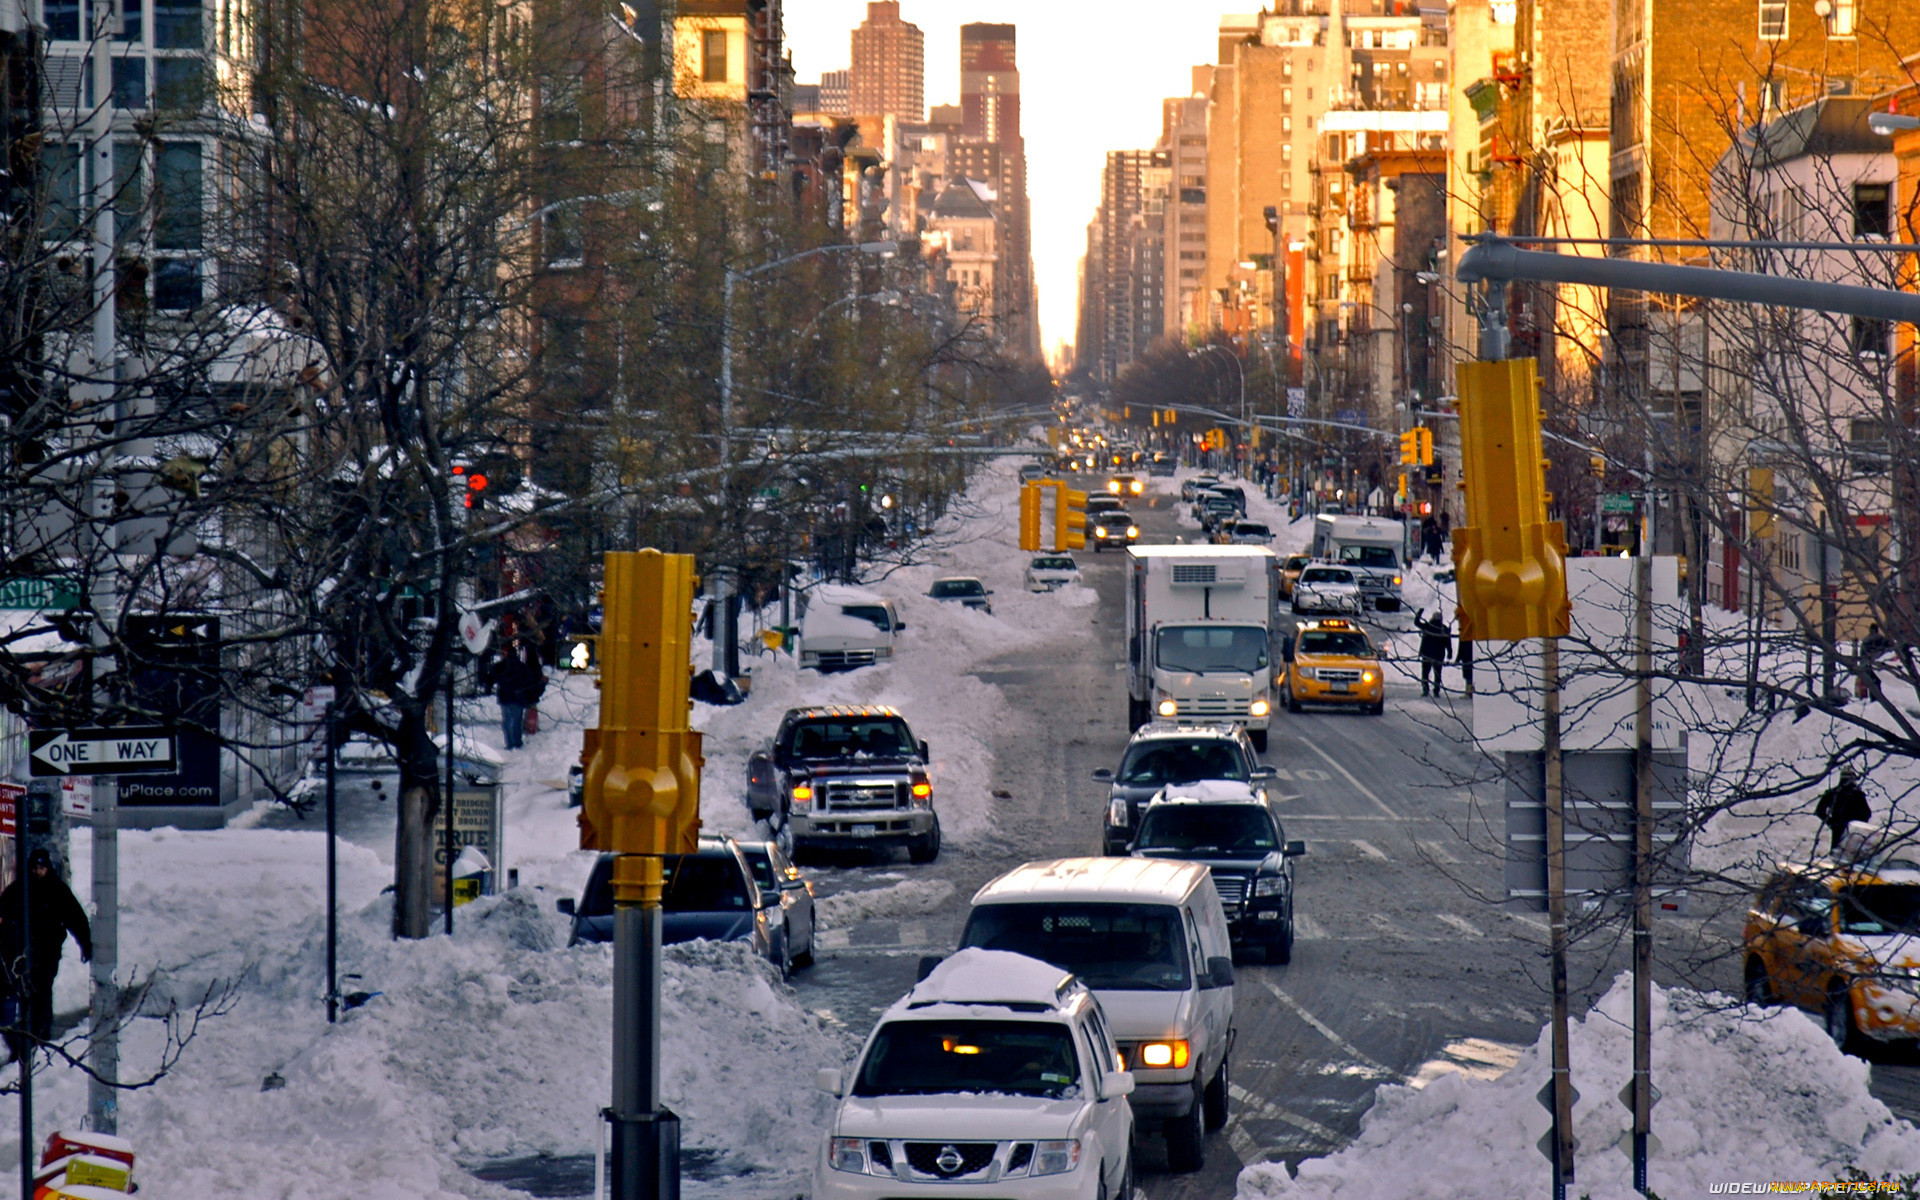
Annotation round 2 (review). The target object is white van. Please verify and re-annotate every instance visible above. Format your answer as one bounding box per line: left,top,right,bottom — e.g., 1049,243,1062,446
951,857,1235,1173
797,584,904,672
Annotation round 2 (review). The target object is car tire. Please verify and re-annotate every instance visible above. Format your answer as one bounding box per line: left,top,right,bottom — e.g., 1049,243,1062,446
908,817,942,865
1286,683,1302,714
1164,1087,1207,1172
1203,1056,1230,1131
1250,728,1268,753
792,910,816,969
1825,985,1864,1056
1291,600,1303,614
773,930,792,982
1128,696,1148,730
1368,699,1385,716
1271,912,1295,965
1744,957,1776,1007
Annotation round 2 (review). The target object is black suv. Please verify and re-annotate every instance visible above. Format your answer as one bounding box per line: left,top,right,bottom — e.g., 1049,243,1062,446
1130,788,1306,964
746,706,940,863
1092,722,1274,855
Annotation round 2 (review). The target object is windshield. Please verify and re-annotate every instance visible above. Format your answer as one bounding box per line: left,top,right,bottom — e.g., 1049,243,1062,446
1118,740,1249,785
1231,524,1271,538
838,604,894,631
1136,805,1278,855
1838,884,1920,935
662,853,750,912
1097,513,1134,526
1284,556,1312,571
931,580,985,598
854,1019,1082,1099
961,903,1192,991
1338,545,1398,568
784,716,917,760
1300,568,1352,585
1157,625,1269,673
1033,557,1075,570
1298,631,1373,657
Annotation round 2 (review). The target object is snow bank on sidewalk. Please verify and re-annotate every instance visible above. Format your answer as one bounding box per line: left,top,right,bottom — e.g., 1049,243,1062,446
1235,975,1920,1200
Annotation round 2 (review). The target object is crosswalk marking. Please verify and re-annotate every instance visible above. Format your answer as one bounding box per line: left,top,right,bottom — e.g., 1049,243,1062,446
1365,913,1405,939
1435,913,1484,938
1416,838,1458,864
1293,914,1331,940
1254,977,1402,1081
1228,1083,1349,1147
1349,838,1388,861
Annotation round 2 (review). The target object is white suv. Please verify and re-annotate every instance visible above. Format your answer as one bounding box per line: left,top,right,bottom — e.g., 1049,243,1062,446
814,948,1135,1199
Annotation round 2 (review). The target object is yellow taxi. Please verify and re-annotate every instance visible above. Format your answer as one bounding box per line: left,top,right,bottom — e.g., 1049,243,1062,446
1279,618,1384,715
1279,553,1312,598
1743,849,1920,1054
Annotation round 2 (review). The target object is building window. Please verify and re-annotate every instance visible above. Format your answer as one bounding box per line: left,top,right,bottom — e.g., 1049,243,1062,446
1851,316,1891,357
154,140,202,250
152,259,202,310
44,0,80,40
1827,0,1855,36
1758,0,1787,39
1283,59,1293,78
154,0,203,48
39,142,81,241
1283,115,1293,133
544,205,584,266
1282,86,1293,108
112,56,147,108
155,56,206,111
1853,182,1890,237
703,29,729,83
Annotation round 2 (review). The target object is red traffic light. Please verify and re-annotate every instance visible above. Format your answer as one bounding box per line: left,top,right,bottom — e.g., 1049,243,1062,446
467,473,488,492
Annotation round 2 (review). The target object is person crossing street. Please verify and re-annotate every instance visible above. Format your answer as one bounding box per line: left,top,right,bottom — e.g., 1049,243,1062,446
0,848,92,1063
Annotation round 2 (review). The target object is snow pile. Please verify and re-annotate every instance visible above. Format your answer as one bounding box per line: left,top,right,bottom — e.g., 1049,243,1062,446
1236,974,1920,1200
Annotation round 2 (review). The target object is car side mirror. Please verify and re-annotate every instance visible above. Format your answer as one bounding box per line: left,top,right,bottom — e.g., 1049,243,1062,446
1091,768,1115,783
986,589,995,596
1252,766,1278,782
918,740,931,761
555,897,576,916
1205,956,1236,989
761,887,782,910
815,1068,845,1097
1100,1070,1136,1100
893,621,907,631
1284,840,1307,857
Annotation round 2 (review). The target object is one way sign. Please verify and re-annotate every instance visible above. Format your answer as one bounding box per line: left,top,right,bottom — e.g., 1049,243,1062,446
29,726,177,777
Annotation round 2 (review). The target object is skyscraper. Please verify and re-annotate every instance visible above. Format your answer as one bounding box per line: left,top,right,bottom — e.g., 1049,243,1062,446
819,69,852,116
957,23,1036,359
850,1,924,122
959,23,1019,144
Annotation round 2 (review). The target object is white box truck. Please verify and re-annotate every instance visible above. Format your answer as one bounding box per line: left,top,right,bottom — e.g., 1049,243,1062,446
1309,514,1407,611
1124,544,1281,750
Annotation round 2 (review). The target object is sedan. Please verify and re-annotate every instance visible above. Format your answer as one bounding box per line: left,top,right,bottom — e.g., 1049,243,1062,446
928,576,993,613
1214,519,1273,546
1025,553,1082,591
1181,474,1222,502
1196,497,1238,531
1090,511,1139,552
1108,474,1145,498
1291,565,1363,615
738,839,815,969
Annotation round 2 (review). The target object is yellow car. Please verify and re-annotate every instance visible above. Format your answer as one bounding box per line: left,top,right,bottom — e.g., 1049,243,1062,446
1279,554,1312,596
1279,618,1385,715
1743,854,1920,1053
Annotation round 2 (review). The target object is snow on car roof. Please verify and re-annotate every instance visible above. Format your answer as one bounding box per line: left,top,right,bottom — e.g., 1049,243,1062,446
903,948,1080,1012
1150,780,1262,805
973,856,1210,906
812,583,890,607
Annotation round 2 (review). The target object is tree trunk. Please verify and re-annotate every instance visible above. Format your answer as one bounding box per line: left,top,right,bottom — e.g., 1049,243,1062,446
392,705,439,939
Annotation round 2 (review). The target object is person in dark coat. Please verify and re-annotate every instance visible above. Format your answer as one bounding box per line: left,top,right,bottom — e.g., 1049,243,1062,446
1416,609,1452,696
1814,767,1871,853
1456,634,1474,697
495,638,544,750
0,847,92,1062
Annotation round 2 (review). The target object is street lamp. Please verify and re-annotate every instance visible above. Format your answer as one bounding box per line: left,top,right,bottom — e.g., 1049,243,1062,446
1190,344,1247,477
716,240,897,675
1868,111,1920,135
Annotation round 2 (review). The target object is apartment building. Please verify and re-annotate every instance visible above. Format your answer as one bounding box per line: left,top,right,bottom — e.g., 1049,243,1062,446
1161,77,1210,340
850,0,922,123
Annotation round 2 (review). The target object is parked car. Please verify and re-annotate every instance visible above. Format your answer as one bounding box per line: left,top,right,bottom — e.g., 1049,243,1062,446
798,584,904,672
559,836,797,976
1278,553,1313,598
815,948,1135,1199
1743,860,1920,1054
1090,510,1139,552
1025,553,1082,592
1108,474,1144,498
1214,519,1273,546
1093,721,1274,855
1290,565,1362,615
1148,453,1177,477
1018,461,1052,482
738,839,816,968
1181,475,1222,503
1196,496,1239,532
928,576,993,613
746,705,941,864
955,858,1236,1172
1129,782,1307,963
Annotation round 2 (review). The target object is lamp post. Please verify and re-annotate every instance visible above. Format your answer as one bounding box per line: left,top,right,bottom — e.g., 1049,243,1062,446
1190,344,1247,477
717,240,896,676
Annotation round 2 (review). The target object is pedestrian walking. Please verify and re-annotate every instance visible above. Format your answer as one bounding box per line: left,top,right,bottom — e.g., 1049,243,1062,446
496,637,544,750
1813,766,1871,853
1456,634,1474,697
0,848,92,1063
1416,609,1452,696
1856,623,1893,700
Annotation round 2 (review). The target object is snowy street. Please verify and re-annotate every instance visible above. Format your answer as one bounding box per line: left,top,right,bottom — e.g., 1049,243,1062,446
5,460,1919,1199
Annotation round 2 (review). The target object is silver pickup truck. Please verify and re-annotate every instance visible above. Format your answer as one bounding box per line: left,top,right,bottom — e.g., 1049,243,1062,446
746,705,941,863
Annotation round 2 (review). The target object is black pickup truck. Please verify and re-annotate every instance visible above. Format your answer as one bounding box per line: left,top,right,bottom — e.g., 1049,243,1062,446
746,705,941,863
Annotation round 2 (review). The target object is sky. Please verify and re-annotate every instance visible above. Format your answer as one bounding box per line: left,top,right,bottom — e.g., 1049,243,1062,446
781,0,1227,365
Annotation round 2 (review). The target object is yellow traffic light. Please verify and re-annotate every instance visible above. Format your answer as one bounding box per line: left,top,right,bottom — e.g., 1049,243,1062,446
1452,359,1570,641
1417,427,1434,465
1018,481,1043,550
1748,467,1775,539
1399,430,1418,464
1054,483,1088,550
582,550,705,901
1588,453,1606,480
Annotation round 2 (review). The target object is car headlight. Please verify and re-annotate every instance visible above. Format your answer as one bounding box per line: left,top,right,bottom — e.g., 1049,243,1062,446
1295,667,1316,681
1157,697,1179,717
1249,697,1271,716
829,1137,891,1176
1127,526,1139,538
1362,670,1377,683
1392,575,1403,586
1254,875,1288,897
1109,796,1129,827
1096,528,1109,538
1132,1039,1190,1069
1031,1139,1082,1177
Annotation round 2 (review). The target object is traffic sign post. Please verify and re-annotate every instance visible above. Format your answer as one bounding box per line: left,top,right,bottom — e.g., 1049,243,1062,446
28,728,177,778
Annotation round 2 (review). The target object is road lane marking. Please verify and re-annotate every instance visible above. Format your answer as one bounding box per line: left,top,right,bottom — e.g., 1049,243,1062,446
1348,838,1388,861
1228,1083,1348,1147
818,928,851,950
1416,838,1458,864
1227,1123,1261,1164
1254,977,1402,1081
1505,910,1549,931
1300,739,1399,818
1294,914,1330,940
1434,913,1484,938
1364,913,1405,939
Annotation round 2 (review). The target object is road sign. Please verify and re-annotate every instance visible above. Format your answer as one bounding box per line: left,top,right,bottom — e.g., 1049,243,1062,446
0,781,20,837
457,610,494,655
1601,493,1635,514
0,577,80,610
28,727,177,777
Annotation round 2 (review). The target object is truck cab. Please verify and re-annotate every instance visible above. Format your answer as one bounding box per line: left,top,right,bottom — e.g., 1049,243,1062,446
1309,515,1407,612
1124,546,1280,751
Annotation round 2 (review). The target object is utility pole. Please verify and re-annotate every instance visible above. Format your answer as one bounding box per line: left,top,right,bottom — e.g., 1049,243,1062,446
1628,549,1656,1193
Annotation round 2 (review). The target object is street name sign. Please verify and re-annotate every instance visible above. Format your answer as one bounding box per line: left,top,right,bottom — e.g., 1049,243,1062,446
0,577,81,610
29,727,177,777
